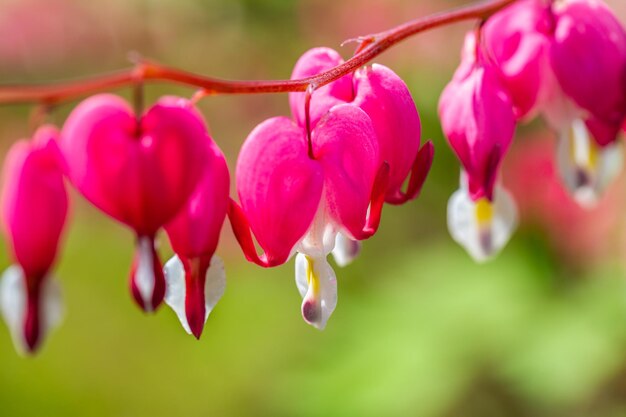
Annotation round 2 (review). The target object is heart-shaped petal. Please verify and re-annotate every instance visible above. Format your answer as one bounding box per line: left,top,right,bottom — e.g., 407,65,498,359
352,64,422,201
439,41,516,201
550,0,626,140
236,116,324,266
482,0,553,119
312,104,379,239
61,94,208,236
1,126,68,280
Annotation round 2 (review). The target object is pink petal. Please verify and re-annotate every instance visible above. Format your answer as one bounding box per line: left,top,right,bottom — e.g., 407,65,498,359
439,44,516,201
483,0,553,119
1,126,68,280
165,141,230,259
312,104,379,239
61,94,208,236
352,64,422,201
550,0,626,141
236,117,324,266
289,47,354,129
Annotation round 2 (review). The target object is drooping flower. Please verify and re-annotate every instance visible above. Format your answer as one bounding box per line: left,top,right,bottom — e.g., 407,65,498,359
482,0,554,120
164,138,230,339
230,104,387,329
548,0,626,205
439,32,518,262
483,0,626,205
290,47,433,205
61,94,208,312
289,47,433,265
0,126,68,354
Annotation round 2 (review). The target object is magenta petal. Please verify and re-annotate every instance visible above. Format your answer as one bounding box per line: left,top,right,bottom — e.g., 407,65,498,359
1,126,68,279
289,47,354,129
353,64,422,200
236,116,324,265
165,141,230,260
483,0,553,119
550,0,626,136
61,94,208,236
439,47,516,201
312,104,379,238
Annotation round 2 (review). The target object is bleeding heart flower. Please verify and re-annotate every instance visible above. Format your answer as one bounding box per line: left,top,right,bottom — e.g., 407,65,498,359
483,0,626,206
290,47,433,204
482,0,554,120
0,126,68,354
164,139,230,339
288,47,433,265
547,0,626,205
61,94,208,312
439,31,518,262
230,104,387,329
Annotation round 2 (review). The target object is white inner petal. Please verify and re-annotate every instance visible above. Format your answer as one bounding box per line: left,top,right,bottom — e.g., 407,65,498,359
164,255,226,335
447,182,518,263
136,236,156,312
0,265,63,355
296,196,337,258
295,253,337,330
556,118,623,207
331,233,361,267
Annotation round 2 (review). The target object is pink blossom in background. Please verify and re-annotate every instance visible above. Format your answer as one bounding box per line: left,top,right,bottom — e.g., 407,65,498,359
439,31,518,262
0,126,68,354
504,136,625,264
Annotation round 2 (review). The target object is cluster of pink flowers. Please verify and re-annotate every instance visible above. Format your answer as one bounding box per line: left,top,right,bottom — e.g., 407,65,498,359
439,0,626,261
2,0,624,355
0,48,433,353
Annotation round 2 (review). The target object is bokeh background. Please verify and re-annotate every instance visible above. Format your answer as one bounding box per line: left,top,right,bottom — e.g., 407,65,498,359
1,0,626,416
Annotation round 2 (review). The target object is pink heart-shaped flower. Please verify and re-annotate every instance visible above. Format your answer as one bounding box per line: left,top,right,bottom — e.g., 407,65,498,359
61,94,210,312
61,94,208,236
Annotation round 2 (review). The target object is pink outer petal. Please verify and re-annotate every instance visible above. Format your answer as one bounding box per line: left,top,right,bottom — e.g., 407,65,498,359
236,116,324,266
482,0,553,119
312,104,379,239
61,94,208,236
352,64,421,201
165,142,230,259
1,125,68,280
439,56,516,201
550,0,626,139
289,47,354,129
386,140,435,205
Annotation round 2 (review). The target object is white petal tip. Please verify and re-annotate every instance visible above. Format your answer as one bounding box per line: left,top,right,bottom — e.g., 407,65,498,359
164,254,225,337
331,233,361,267
447,186,518,262
0,265,63,355
295,253,337,330
557,119,623,208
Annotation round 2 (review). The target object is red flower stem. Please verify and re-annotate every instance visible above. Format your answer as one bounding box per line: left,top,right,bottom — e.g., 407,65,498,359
0,0,515,106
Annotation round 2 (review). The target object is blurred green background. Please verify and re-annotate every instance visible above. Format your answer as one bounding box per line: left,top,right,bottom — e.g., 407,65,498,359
1,0,626,416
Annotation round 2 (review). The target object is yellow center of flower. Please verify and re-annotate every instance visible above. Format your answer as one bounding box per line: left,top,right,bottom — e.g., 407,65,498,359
474,198,493,226
305,256,319,296
568,121,598,170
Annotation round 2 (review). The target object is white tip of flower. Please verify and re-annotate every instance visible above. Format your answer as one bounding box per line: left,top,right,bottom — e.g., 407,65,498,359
135,236,156,312
164,254,225,336
556,118,623,208
331,233,361,267
0,265,63,355
447,186,518,263
295,253,337,330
